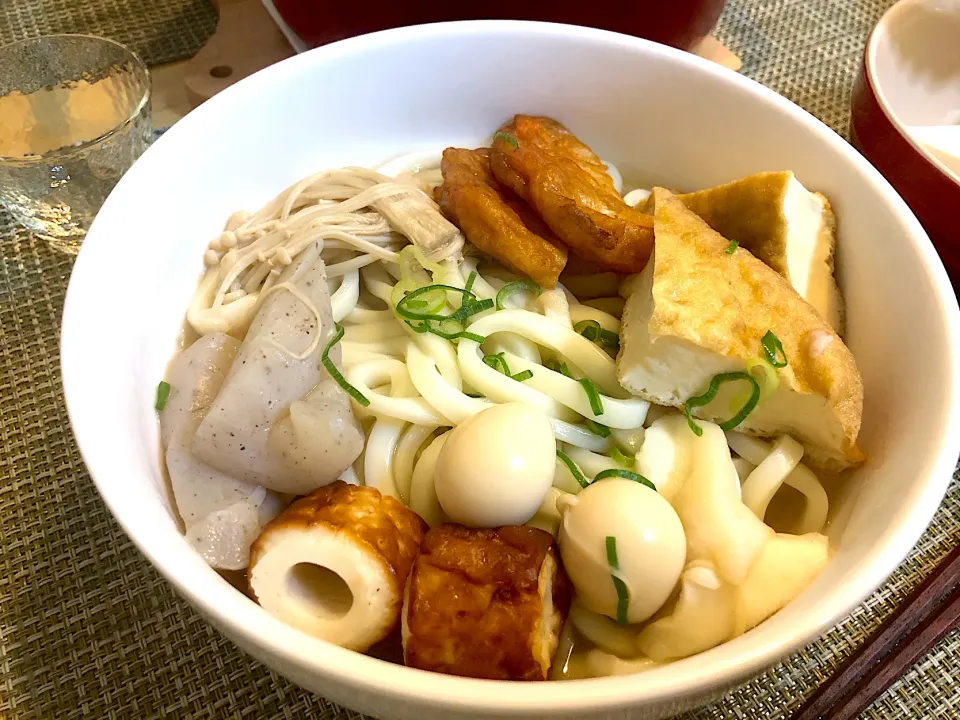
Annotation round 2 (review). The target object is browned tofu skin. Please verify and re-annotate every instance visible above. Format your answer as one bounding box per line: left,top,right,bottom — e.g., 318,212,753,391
437,148,568,288
402,524,572,681
249,481,428,633
491,115,655,273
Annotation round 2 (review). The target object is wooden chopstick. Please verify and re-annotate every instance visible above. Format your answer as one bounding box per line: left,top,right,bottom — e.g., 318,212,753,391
791,545,960,720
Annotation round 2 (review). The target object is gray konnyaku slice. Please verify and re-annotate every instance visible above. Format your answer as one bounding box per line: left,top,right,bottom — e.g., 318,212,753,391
193,243,364,494
160,332,283,570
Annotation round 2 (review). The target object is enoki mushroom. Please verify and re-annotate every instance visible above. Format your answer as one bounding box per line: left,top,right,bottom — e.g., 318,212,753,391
187,167,464,337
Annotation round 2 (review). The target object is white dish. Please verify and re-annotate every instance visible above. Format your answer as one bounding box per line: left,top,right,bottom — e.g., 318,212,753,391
61,21,960,720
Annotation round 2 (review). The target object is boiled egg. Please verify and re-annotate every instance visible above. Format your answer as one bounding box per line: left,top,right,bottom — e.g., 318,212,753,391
557,478,686,624
434,402,555,527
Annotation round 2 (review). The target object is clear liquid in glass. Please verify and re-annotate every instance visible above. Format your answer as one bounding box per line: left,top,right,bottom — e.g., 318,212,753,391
0,36,151,254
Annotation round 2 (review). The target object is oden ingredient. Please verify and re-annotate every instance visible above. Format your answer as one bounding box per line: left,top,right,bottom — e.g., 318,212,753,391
617,188,863,470
677,171,844,332
192,243,365,494
557,478,686,624
434,403,555,528
436,147,568,288
402,524,571,680
159,332,282,570
248,482,427,652
490,115,654,273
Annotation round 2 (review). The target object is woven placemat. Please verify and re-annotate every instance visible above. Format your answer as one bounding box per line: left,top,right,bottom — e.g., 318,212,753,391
715,0,894,138
0,0,217,67
2,0,958,718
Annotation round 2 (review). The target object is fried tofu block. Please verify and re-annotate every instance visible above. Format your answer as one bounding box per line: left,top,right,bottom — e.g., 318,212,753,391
401,524,571,680
677,172,844,333
617,189,864,470
437,148,567,288
249,482,427,651
491,115,654,273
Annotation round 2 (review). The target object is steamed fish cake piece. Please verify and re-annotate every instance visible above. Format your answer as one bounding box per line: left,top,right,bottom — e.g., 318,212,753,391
617,188,864,470
193,243,365,494
436,147,567,288
490,115,654,273
677,171,844,332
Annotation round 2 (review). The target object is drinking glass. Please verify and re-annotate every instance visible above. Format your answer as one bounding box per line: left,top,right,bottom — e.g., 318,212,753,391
0,35,151,254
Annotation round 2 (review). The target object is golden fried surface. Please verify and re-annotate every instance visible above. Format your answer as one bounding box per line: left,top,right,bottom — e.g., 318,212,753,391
437,148,567,288
402,524,571,681
490,115,654,273
249,481,428,611
676,172,844,333
624,188,864,467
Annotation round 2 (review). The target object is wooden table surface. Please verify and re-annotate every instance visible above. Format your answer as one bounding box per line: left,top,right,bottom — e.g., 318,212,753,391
152,61,197,128
151,0,295,128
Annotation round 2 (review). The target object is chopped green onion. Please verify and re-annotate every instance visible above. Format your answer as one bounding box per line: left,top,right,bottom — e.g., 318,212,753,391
406,320,431,334
482,353,532,381
395,284,489,344
464,270,478,294
323,323,370,407
545,358,574,378
584,419,611,437
155,381,171,411
602,332,621,351
579,378,604,416
423,324,484,343
405,299,428,308
725,239,739,254
494,131,519,148
683,371,761,436
556,449,590,489
465,392,485,399
495,279,541,310
483,352,511,376
605,536,630,626
574,319,602,340
396,284,477,322
416,318,486,343
760,330,788,368
451,297,494,325
733,356,780,410
610,447,635,469
573,319,620,351
409,244,444,275
594,468,656,491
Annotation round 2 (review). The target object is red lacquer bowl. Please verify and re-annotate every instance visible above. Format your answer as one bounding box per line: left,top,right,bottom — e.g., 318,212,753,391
850,0,960,282
267,0,728,52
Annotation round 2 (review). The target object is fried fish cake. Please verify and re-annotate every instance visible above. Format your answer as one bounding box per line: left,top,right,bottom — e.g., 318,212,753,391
490,115,613,200
437,147,567,288
248,482,427,651
401,524,572,680
491,115,655,273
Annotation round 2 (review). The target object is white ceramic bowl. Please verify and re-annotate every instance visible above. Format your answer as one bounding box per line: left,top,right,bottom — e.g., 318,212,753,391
61,21,960,720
